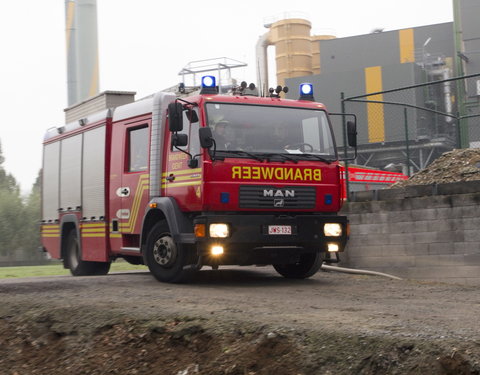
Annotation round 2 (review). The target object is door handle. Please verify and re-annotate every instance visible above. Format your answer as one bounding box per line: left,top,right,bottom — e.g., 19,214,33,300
116,187,130,197
166,174,175,182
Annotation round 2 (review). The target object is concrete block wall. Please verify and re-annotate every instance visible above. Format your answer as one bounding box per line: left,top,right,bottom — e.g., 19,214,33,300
340,181,480,284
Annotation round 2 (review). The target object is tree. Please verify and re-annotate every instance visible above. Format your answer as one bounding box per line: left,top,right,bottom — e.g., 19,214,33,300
21,170,42,259
0,140,23,257
0,141,19,194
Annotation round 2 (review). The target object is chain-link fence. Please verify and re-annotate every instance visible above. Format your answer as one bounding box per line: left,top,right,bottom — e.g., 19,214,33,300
333,73,480,178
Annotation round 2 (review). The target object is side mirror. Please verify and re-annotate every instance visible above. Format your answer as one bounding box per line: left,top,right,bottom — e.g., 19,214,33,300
171,133,188,147
186,109,199,123
347,121,357,147
168,102,184,132
199,127,214,148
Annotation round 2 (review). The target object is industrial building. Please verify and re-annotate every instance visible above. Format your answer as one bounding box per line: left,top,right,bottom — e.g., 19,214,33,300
254,0,480,174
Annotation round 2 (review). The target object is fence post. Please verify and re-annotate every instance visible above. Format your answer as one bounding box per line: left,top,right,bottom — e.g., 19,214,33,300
456,112,462,149
341,92,350,199
403,107,411,176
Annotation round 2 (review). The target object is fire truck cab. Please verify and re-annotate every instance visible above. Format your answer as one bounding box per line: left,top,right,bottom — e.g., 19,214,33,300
41,77,357,282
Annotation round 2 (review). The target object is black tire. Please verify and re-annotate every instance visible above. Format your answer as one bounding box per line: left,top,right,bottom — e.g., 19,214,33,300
122,255,144,265
273,252,322,279
64,230,111,276
144,221,195,283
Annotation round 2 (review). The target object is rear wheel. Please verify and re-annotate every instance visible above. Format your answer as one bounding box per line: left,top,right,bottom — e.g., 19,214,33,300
144,221,195,283
64,230,111,276
273,252,322,279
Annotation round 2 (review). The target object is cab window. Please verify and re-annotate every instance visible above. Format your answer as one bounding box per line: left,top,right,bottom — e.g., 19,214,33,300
128,126,149,172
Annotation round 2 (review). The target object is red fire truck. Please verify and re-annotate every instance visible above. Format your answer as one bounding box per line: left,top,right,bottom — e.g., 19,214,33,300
41,77,357,282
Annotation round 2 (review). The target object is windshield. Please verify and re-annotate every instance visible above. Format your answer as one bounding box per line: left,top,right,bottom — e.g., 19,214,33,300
205,103,337,160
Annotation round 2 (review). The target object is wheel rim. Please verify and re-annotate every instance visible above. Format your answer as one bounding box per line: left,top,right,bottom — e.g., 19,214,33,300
152,235,177,267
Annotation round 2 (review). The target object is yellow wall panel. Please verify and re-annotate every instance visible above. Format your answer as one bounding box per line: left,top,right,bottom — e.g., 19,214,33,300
364,66,385,143
399,28,415,63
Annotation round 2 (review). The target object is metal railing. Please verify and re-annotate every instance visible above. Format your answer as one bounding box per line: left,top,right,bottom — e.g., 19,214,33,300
335,73,480,197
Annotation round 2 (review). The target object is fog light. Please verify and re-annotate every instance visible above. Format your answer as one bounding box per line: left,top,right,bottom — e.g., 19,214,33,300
211,246,224,256
209,223,229,238
327,243,339,252
324,223,342,237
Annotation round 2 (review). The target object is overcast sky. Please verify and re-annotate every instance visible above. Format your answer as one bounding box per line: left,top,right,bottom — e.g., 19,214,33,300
0,0,453,193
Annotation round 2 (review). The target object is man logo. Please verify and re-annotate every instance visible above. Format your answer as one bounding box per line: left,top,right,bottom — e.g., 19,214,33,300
263,189,295,198
274,199,285,207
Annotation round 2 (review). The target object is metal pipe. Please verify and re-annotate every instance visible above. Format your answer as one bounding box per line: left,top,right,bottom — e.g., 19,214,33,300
404,108,411,176
256,33,271,97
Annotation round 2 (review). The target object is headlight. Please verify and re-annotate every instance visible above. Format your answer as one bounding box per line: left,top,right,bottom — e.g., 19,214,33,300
324,223,342,237
209,223,229,238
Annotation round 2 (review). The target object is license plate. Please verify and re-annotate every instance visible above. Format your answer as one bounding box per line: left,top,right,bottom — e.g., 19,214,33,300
268,225,292,235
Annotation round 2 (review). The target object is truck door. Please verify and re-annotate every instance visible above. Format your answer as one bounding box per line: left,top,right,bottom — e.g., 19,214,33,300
110,117,151,252
163,108,202,211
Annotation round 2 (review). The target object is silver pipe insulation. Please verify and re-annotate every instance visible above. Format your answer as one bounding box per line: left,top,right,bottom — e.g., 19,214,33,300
256,33,271,97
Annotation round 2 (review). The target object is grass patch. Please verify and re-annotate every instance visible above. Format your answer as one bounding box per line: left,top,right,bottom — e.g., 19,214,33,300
0,262,146,279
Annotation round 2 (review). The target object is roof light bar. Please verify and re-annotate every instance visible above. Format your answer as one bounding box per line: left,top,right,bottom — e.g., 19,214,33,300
200,76,218,95
299,83,315,101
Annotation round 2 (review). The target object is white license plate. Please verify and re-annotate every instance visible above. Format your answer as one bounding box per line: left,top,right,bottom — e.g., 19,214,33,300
268,225,292,235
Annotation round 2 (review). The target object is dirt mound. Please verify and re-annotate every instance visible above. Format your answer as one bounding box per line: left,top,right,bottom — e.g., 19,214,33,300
391,148,480,188
1,309,479,375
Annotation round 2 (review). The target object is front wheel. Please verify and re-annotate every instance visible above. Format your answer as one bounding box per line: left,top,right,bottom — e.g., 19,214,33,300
144,221,195,283
273,252,322,279
64,230,111,276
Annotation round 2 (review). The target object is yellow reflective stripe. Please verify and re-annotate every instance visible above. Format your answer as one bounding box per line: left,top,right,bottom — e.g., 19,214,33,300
82,233,106,238
41,229,60,233
162,175,202,183
399,29,415,63
162,168,201,177
81,229,106,233
110,233,122,238
81,223,107,228
42,225,60,229
161,181,202,188
121,174,149,233
364,66,385,143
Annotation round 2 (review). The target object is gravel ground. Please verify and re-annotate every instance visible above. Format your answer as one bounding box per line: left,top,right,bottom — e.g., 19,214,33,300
391,148,480,188
1,266,479,374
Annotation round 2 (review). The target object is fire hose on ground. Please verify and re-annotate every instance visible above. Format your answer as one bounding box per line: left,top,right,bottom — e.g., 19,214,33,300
320,263,403,280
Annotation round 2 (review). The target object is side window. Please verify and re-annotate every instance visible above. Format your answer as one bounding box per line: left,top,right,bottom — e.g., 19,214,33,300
189,109,200,156
172,118,188,152
172,108,200,154
128,126,149,172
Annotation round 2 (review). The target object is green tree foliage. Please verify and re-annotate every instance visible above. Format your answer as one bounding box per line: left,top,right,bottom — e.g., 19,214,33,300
22,171,42,258
0,141,23,257
0,141,42,259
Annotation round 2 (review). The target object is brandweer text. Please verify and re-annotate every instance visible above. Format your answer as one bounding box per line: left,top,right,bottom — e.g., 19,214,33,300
231,166,321,181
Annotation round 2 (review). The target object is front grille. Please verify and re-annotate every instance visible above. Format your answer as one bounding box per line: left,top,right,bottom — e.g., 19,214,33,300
239,185,316,209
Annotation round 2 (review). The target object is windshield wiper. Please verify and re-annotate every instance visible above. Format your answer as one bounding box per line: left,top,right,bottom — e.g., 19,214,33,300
257,153,298,163
298,154,334,164
217,150,265,162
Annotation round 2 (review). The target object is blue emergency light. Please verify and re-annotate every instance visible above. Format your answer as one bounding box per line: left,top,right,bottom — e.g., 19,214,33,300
200,75,218,95
299,83,315,101
202,75,216,88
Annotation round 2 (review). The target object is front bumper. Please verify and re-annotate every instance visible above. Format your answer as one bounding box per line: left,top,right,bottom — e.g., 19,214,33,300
193,213,348,265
